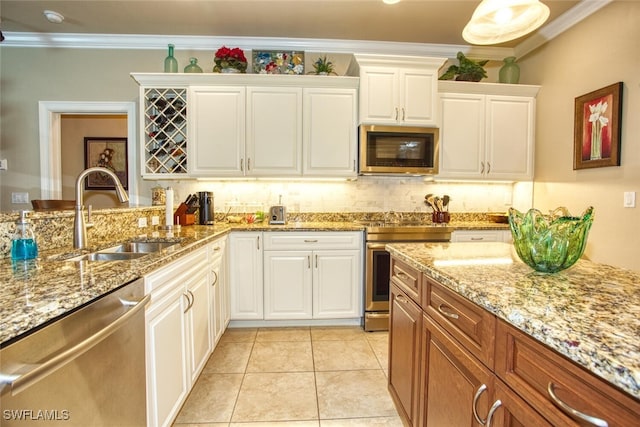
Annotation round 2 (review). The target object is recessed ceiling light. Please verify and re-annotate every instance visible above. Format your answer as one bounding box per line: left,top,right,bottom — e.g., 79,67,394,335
43,10,65,24
383,0,401,4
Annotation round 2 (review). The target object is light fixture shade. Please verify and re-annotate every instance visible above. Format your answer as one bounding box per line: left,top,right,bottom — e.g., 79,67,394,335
462,0,550,45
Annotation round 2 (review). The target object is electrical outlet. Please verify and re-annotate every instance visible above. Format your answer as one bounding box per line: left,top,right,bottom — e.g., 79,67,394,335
11,192,29,204
138,217,148,228
623,191,636,208
0,159,7,170
151,215,160,225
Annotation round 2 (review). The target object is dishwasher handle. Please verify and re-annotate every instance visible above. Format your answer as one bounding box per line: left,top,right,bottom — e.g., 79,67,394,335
1,293,150,396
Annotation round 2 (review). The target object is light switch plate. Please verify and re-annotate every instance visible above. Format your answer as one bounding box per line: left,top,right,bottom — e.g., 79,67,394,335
623,191,636,208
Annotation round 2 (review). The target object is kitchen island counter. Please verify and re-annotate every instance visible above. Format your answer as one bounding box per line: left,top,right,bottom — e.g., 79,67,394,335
386,241,640,400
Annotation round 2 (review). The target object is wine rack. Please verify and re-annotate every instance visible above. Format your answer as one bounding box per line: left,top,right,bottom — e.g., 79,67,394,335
143,88,187,174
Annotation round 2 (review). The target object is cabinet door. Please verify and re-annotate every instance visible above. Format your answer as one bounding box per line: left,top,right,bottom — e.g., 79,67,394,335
359,66,400,124
229,232,264,320
485,95,535,180
421,313,493,427
313,249,361,319
303,87,357,177
489,379,553,427
264,250,313,320
186,267,212,382
188,86,246,176
400,68,438,126
146,285,189,427
389,283,422,427
438,93,485,179
246,87,302,175
210,242,225,346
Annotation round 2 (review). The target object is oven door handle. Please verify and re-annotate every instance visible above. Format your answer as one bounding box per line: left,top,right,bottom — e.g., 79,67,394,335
367,243,388,250
1,293,150,396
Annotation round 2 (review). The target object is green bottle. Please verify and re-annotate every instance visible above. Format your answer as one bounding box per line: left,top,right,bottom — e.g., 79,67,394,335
164,44,178,73
184,57,203,73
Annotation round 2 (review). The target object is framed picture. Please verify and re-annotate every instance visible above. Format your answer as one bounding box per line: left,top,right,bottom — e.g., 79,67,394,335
84,137,128,190
252,50,304,75
573,82,623,170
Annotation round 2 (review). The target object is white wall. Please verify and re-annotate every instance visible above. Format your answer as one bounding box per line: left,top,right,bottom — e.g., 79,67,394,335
520,2,640,271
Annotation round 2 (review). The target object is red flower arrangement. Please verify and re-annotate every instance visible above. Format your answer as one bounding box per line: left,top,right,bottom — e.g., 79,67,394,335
213,46,247,73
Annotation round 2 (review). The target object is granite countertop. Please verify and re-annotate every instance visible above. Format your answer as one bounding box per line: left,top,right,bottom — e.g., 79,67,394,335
385,242,640,400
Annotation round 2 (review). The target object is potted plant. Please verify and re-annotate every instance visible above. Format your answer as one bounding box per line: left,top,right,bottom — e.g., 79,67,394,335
439,51,488,82
213,46,248,73
308,55,337,75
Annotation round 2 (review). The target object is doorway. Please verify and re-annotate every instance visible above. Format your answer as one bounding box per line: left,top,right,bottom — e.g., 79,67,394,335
38,101,138,205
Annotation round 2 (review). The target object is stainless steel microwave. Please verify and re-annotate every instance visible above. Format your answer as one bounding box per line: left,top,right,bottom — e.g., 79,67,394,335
359,125,439,175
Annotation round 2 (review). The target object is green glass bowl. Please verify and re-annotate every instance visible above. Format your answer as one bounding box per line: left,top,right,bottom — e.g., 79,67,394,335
508,207,594,273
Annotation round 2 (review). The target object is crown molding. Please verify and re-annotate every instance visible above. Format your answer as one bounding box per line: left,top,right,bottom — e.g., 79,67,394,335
1,32,515,60
515,0,613,58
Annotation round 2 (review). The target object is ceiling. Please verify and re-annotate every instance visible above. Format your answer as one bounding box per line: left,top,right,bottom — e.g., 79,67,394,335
1,0,582,49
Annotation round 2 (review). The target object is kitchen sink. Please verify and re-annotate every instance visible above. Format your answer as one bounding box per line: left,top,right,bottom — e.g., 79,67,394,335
67,252,149,262
101,241,179,253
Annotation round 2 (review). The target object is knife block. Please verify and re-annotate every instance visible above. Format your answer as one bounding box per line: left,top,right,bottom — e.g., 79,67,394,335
174,203,196,226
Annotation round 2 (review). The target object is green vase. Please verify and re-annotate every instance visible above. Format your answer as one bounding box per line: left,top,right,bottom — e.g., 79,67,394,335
508,206,594,273
499,56,520,84
164,44,178,73
184,57,203,73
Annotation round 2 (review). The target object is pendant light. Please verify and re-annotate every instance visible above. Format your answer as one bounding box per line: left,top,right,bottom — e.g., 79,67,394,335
463,0,550,45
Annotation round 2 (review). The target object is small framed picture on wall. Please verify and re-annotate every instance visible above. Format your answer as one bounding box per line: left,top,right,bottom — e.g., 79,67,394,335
84,137,128,189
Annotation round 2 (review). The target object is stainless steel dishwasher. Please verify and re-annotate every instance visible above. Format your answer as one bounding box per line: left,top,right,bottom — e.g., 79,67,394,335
0,278,150,426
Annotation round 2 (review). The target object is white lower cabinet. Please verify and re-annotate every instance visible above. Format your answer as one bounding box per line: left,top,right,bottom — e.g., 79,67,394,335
229,232,264,320
209,236,228,346
263,232,362,320
145,242,227,427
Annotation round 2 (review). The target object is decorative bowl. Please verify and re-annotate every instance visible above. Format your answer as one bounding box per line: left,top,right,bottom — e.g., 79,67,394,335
508,206,594,273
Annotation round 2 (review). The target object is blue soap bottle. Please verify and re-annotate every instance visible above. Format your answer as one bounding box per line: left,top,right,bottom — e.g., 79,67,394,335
11,211,38,260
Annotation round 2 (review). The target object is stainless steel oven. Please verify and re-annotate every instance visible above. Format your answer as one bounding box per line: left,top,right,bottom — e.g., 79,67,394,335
363,222,452,331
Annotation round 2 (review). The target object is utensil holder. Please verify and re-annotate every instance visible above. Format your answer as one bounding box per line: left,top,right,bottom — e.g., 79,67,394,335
432,211,450,224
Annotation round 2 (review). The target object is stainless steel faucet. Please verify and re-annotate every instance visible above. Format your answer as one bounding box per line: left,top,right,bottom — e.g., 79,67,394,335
74,167,129,249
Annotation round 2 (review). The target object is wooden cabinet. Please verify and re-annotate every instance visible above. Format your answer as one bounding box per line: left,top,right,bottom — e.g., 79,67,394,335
495,319,640,427
451,230,512,243
302,87,358,177
438,82,539,181
263,232,362,320
229,232,263,320
144,246,211,427
388,253,640,427
354,54,445,126
389,283,423,427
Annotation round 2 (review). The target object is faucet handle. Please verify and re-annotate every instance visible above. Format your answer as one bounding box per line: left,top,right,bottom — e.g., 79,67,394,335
86,204,94,229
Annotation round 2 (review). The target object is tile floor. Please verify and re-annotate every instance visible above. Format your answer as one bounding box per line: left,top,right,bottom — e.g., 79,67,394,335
172,326,403,427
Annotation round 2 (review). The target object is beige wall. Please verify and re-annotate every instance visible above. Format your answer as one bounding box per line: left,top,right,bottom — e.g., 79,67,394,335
60,114,128,208
519,1,640,271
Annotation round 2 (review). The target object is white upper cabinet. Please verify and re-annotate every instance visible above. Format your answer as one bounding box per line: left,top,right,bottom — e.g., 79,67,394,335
246,87,303,176
131,73,358,179
188,86,246,176
353,54,446,126
437,81,540,181
302,87,358,177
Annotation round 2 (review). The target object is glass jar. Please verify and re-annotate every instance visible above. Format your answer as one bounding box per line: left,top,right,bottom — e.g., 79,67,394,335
184,57,203,73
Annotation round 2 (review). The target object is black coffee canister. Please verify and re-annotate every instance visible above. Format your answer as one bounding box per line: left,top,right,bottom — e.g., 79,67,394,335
198,191,214,225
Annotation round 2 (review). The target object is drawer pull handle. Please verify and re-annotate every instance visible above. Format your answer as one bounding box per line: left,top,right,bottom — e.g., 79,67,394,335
547,383,608,427
485,399,502,427
396,271,410,280
470,237,484,241
304,239,318,243
211,270,218,287
438,304,459,319
472,384,488,425
395,294,409,304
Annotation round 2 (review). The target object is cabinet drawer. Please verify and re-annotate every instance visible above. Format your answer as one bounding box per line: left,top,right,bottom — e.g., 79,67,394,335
390,257,421,305
424,277,496,368
263,231,362,250
452,230,506,242
495,320,640,427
